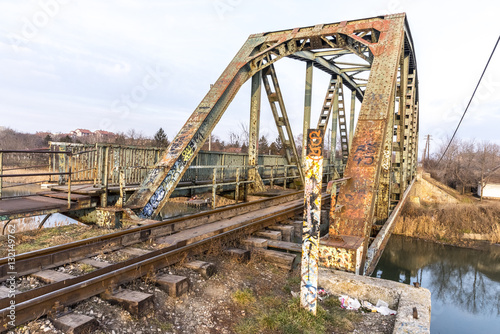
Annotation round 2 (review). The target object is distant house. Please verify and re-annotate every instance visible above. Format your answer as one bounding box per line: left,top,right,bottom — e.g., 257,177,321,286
478,176,500,199
71,129,92,138
94,130,115,141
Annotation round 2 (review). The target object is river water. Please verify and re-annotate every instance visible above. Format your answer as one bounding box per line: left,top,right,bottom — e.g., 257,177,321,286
372,235,500,333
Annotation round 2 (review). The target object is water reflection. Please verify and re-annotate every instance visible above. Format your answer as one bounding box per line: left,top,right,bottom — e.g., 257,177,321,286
160,202,203,219
373,235,500,333
1,182,41,197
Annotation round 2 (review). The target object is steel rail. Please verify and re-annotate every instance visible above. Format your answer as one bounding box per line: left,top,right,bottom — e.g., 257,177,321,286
0,194,323,330
0,191,304,280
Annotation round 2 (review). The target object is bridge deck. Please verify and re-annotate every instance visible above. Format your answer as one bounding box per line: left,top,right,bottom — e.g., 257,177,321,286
48,184,139,195
0,191,93,221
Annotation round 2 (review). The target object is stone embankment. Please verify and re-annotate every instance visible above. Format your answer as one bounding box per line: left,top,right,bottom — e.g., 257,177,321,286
320,269,431,334
393,171,500,247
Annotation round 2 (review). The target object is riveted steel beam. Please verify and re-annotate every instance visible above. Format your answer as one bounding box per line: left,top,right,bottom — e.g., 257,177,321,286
326,13,408,272
125,37,265,218
248,71,266,193
302,61,314,167
349,90,356,148
336,79,349,165
290,51,365,102
316,76,340,133
262,65,304,183
330,86,339,167
375,79,397,223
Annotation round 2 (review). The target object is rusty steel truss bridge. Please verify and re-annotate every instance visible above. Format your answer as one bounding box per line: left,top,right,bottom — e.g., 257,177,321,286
0,13,418,276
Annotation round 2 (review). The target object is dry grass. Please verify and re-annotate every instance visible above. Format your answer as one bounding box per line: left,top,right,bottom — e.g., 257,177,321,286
0,224,115,255
394,201,500,244
232,274,361,334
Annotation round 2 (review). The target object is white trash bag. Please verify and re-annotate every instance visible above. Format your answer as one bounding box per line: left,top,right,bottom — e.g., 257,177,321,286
339,295,361,310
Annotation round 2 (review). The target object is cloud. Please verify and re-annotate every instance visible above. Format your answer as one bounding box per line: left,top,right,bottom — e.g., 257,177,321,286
0,0,499,152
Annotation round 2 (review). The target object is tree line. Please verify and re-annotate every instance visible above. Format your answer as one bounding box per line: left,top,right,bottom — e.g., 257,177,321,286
424,138,500,197
0,126,294,156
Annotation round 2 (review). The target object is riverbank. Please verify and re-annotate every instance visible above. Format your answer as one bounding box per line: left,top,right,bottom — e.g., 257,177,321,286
393,173,500,248
374,234,500,334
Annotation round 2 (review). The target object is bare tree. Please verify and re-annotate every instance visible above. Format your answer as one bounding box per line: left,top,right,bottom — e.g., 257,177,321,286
430,137,500,196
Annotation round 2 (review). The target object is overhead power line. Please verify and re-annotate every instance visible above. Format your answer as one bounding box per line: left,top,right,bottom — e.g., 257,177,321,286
437,35,500,164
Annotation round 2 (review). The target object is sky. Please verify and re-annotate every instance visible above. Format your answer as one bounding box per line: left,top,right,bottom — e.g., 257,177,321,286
0,0,499,156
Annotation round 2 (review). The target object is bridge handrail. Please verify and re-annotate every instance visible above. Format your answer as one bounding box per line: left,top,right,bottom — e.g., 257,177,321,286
0,149,73,206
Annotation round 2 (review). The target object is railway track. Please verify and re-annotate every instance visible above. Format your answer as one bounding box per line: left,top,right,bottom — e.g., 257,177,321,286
1,191,328,332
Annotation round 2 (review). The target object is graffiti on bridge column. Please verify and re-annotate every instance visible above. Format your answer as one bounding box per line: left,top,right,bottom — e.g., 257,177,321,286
300,129,324,315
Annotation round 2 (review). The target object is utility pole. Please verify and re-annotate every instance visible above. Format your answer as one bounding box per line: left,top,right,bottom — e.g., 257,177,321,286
423,135,431,162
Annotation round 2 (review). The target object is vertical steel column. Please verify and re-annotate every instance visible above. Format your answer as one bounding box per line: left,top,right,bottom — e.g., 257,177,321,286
284,166,288,190
117,168,125,208
58,145,66,185
235,167,240,204
406,70,417,180
398,54,410,196
302,61,313,167
317,76,339,133
101,147,109,207
300,129,324,315
212,168,217,209
67,166,72,209
48,144,52,182
330,89,339,167
411,101,419,178
375,83,397,222
93,143,98,186
336,79,349,165
349,90,356,148
248,71,265,192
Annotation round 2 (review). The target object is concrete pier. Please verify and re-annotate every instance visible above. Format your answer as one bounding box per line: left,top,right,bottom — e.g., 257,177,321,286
319,268,431,334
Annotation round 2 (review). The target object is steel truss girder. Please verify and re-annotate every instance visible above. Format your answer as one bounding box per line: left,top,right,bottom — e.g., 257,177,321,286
126,13,418,221
328,14,416,273
335,79,349,165
317,76,349,165
261,64,304,181
290,51,365,102
317,76,340,133
248,71,266,193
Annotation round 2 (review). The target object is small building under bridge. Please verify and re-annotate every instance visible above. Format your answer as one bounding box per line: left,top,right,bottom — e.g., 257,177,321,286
478,177,500,199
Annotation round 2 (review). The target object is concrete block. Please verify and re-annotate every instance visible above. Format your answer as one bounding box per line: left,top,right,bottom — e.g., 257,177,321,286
319,235,364,274
255,230,282,240
52,313,98,334
101,289,154,316
255,249,296,270
291,220,303,242
184,260,217,278
154,274,189,297
268,225,294,242
223,248,251,262
267,240,302,253
96,207,123,228
241,237,268,250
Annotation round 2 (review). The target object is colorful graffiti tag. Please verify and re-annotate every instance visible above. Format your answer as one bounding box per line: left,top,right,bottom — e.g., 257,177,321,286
140,131,204,218
300,129,324,315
